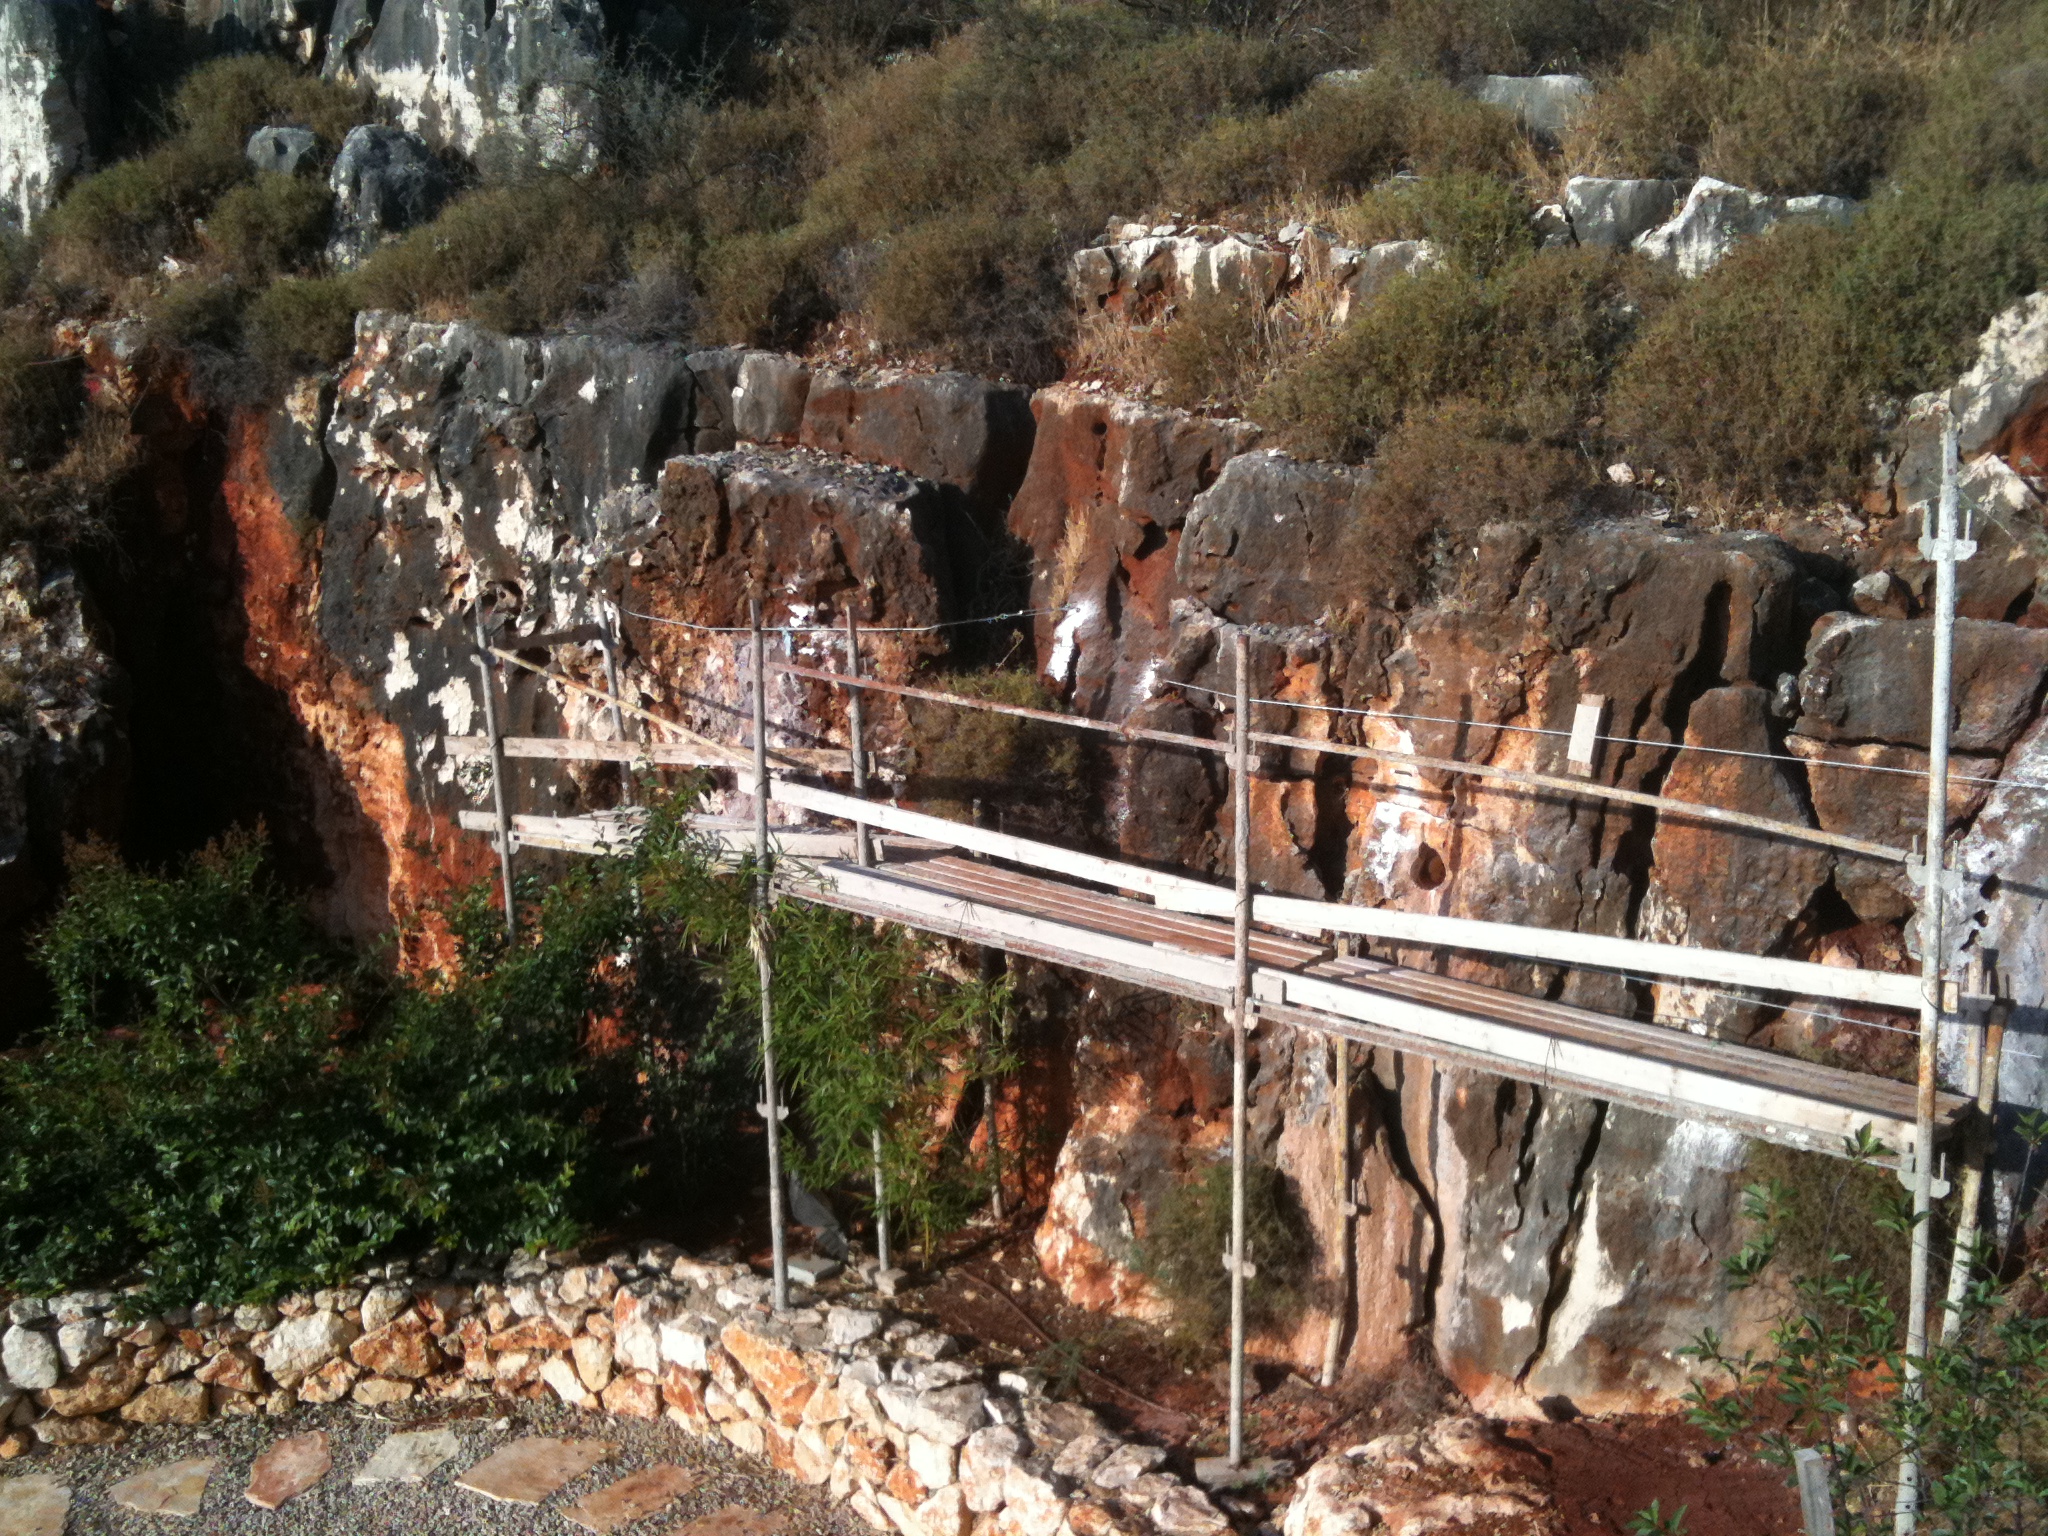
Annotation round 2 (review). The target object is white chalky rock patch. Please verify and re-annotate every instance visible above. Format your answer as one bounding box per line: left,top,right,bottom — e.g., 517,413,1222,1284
109,1457,217,1517
0,1475,70,1536
355,1426,463,1485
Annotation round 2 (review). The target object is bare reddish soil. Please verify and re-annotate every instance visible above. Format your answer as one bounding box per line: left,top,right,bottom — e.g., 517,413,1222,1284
882,1219,1803,1536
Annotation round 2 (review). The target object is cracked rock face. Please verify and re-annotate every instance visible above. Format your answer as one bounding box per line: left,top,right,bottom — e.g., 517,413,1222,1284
0,0,107,235
170,300,2048,1417
323,0,609,166
0,542,125,944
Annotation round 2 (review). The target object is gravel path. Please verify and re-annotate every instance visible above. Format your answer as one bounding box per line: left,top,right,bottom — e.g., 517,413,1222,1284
0,1398,866,1536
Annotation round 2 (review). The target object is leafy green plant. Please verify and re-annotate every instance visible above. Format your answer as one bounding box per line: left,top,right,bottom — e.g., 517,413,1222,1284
1138,1155,1313,1355
1680,1129,2048,1535
745,895,1013,1259
1627,1500,1689,1536
1332,171,1534,275
1,801,755,1304
246,277,360,380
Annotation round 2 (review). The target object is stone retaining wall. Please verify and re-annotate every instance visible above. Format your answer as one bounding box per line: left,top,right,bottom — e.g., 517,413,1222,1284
0,1247,1234,1536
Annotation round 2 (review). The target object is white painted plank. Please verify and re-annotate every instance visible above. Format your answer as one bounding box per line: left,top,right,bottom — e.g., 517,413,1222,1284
821,863,1237,994
775,780,1919,1010
770,782,1234,912
1275,968,1921,1156
1250,895,1924,1011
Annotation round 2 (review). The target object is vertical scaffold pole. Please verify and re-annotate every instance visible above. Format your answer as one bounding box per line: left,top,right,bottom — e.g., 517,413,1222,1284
1896,413,1967,1535
1228,628,1253,1468
1321,1035,1352,1389
752,598,790,1311
1941,956,2007,1345
845,609,873,870
601,613,632,806
844,606,889,1274
472,599,517,940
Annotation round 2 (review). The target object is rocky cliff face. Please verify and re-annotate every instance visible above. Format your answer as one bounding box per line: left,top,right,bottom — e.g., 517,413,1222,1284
15,283,2048,1418
0,0,107,235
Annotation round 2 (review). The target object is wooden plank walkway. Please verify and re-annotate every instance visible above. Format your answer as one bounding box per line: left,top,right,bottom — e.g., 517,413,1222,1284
449,782,1960,1164
798,851,1964,1162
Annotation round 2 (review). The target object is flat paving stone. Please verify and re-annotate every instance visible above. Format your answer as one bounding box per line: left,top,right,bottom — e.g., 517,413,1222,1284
109,1457,218,1517
353,1426,462,1485
669,1505,794,1536
0,1475,70,1536
245,1430,333,1509
457,1436,614,1505
564,1464,699,1533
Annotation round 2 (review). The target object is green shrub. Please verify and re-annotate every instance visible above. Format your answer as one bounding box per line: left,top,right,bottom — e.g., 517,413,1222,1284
1259,246,1667,460
758,900,1012,1258
859,208,1070,378
696,223,837,347
1333,171,1533,274
1137,1156,1313,1352
0,232,30,306
246,276,360,379
1681,1124,2048,1536
1607,222,1870,501
903,668,1089,828
41,141,244,288
170,53,369,162
1166,72,1521,216
209,174,333,281
1,811,755,1304
1354,397,1587,605
353,180,629,334
1563,32,1737,181
1704,43,1922,198
142,277,246,353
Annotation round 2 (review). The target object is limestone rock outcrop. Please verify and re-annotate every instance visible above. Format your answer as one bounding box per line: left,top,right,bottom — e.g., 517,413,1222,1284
1633,176,1860,278
323,0,609,166
0,0,107,234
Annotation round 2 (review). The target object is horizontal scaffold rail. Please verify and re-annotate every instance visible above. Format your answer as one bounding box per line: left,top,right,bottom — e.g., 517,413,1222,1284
796,851,1962,1164
450,657,1956,1164
771,662,1911,866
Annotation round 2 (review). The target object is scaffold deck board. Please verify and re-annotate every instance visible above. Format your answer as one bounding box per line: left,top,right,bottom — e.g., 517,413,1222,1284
799,854,1965,1163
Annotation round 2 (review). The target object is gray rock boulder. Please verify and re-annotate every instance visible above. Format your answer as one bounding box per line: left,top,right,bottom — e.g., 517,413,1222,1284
1632,176,1858,278
1333,238,1443,323
1562,176,1685,249
1471,74,1592,141
1177,450,1378,624
1,1324,59,1390
326,124,447,266
732,352,811,445
246,125,320,177
0,0,108,234
1792,612,2048,755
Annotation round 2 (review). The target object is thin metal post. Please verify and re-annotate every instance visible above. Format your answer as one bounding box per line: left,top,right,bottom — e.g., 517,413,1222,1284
472,600,517,940
1228,629,1253,1468
845,609,872,869
752,598,790,1311
1897,415,1967,1535
600,615,632,807
1321,1035,1352,1389
1941,957,2007,1344
872,1125,891,1276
